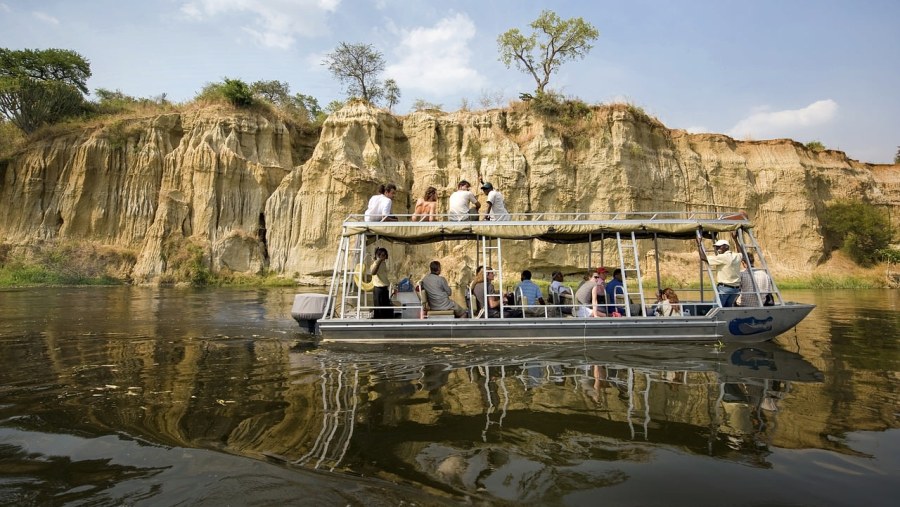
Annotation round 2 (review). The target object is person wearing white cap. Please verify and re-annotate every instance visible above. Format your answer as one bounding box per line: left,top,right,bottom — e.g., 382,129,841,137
479,181,510,221
698,235,743,307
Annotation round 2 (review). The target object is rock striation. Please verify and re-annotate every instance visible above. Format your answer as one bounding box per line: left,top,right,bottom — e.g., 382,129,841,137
0,102,897,284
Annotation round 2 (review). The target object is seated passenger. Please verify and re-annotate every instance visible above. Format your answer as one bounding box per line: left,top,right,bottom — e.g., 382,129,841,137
654,287,682,316
604,268,627,316
472,268,522,318
515,270,546,317
420,260,467,318
549,270,574,315
575,267,608,317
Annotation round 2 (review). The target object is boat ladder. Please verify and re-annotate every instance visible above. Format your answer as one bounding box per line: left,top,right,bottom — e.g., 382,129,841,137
335,232,370,319
616,232,647,316
477,235,505,317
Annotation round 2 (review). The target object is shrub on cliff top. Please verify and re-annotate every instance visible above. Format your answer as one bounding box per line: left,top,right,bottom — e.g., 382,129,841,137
806,140,826,152
823,200,894,266
195,78,254,108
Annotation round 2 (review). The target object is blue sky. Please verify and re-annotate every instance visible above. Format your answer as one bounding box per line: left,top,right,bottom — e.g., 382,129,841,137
1,0,898,163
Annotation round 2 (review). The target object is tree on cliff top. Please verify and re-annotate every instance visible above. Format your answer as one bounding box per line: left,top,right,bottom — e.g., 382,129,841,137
497,10,599,95
323,42,386,103
0,48,91,133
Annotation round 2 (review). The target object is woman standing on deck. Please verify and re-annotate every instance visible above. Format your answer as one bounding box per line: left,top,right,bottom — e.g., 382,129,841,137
370,247,393,319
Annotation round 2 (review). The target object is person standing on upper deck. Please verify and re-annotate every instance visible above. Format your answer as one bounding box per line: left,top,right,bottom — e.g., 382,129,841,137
448,181,480,221
480,182,510,221
698,236,742,307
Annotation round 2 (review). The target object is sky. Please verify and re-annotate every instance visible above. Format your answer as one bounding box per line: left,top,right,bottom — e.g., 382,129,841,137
1,0,898,163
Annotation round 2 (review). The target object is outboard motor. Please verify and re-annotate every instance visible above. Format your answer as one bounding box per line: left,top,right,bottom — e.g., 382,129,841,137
291,294,328,335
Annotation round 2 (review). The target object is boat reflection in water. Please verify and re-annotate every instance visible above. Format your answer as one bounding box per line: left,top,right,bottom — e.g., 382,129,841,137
283,340,822,499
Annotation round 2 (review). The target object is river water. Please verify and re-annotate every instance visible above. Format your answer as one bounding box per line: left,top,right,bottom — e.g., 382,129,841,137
0,287,897,506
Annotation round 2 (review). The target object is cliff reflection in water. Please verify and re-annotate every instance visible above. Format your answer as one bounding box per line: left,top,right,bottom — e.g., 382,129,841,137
1,288,898,505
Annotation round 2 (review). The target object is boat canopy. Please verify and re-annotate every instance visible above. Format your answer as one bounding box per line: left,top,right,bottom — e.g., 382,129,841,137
342,212,752,245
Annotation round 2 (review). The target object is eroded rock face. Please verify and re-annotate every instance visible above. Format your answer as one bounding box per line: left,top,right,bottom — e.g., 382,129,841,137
0,103,897,284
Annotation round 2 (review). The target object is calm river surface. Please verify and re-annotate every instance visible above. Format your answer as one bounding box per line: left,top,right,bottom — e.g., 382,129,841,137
0,287,897,506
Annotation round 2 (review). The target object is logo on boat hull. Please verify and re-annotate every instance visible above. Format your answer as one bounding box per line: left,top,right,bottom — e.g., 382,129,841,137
728,316,774,336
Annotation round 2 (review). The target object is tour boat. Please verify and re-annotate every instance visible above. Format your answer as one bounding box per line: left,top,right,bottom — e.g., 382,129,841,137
292,211,814,344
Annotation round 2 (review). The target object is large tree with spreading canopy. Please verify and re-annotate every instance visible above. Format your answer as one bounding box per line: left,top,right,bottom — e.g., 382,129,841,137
497,11,599,95
0,48,91,133
323,42,386,103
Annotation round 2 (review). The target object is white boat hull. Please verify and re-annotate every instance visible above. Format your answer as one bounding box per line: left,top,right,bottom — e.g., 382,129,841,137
318,303,814,344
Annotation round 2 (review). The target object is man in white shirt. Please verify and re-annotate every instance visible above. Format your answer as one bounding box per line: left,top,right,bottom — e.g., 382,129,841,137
698,237,742,307
480,182,510,221
448,180,480,221
364,183,397,222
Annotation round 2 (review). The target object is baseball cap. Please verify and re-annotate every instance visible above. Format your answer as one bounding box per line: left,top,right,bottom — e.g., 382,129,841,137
596,267,609,275
480,182,493,191
713,239,729,247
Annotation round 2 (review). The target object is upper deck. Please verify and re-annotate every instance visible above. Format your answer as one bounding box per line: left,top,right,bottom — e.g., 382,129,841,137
341,211,752,244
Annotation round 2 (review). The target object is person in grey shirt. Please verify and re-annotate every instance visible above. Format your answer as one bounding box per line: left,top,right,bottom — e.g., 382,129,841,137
420,261,467,318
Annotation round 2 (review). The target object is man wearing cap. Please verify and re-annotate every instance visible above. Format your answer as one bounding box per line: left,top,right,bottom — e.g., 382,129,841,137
698,236,742,307
479,181,510,221
448,181,480,221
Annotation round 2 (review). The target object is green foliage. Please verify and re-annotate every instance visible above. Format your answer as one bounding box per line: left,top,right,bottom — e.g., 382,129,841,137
249,79,291,104
527,91,592,127
221,78,253,107
0,48,91,133
777,274,881,289
895,146,899,164
0,48,91,93
497,10,599,94
0,242,127,286
195,78,254,107
823,200,894,266
91,88,170,115
384,78,400,111
0,118,24,156
877,248,900,263
324,42,386,102
806,140,826,152
295,93,325,124
411,99,443,112
325,100,344,115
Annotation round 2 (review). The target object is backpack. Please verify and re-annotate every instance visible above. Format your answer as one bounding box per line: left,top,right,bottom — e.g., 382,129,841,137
397,277,414,292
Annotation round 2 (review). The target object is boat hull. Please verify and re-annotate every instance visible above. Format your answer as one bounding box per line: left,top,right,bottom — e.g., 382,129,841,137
318,303,814,344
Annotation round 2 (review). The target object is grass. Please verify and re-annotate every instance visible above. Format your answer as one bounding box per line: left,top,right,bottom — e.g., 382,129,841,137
0,262,121,286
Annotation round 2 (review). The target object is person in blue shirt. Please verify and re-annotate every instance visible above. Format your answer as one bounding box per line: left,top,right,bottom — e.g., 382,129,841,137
605,268,627,316
515,270,546,316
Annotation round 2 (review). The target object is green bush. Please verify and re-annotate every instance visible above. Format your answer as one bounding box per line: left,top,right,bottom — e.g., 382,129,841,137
528,91,591,120
195,78,254,108
823,200,894,266
806,140,826,152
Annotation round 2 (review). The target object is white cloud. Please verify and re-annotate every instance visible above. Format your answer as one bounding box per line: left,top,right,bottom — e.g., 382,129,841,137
0,3,11,13
385,13,486,95
728,99,838,140
32,11,59,25
180,0,340,49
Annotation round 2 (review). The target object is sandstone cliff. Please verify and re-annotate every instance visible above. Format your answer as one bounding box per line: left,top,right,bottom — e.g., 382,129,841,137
0,102,896,285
